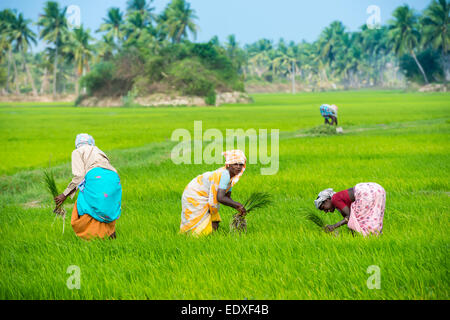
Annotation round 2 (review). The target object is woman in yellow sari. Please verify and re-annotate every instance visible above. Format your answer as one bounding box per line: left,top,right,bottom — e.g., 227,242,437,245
180,150,247,236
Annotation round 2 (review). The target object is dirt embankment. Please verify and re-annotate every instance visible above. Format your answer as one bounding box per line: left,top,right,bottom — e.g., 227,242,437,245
0,94,76,102
78,91,253,107
245,82,338,93
0,91,253,106
246,82,450,93
417,83,449,92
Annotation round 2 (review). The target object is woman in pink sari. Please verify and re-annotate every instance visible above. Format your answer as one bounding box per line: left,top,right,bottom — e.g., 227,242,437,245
314,183,386,236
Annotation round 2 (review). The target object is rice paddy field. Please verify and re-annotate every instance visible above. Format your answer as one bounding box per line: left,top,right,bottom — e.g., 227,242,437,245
0,90,449,299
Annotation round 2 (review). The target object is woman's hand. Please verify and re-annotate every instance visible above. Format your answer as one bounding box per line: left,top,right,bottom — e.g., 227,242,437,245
324,224,335,233
54,193,67,206
235,203,247,216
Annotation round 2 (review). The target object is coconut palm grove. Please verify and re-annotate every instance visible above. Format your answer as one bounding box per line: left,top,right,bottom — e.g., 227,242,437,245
0,0,449,305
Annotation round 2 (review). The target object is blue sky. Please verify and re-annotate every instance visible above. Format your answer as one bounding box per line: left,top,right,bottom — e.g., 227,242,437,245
1,0,430,51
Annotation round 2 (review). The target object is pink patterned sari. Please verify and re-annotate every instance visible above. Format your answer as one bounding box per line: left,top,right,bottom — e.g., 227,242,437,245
348,183,386,236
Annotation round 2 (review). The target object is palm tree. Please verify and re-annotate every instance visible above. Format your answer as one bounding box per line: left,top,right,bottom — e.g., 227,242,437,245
96,34,116,62
421,0,450,81
271,51,296,80
64,25,93,95
97,8,124,45
126,0,155,25
10,12,38,96
1,9,18,93
38,1,68,97
388,5,429,84
245,39,274,79
248,51,271,78
315,21,347,83
225,35,245,73
360,25,391,86
334,32,362,88
316,21,346,68
295,41,316,85
124,11,147,43
162,0,198,43
35,51,52,94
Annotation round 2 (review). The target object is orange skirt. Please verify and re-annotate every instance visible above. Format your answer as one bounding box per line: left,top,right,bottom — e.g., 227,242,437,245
71,200,116,240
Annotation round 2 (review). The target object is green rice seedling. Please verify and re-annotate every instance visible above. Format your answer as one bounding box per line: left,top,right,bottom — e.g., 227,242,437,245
43,169,66,233
305,211,339,236
230,192,272,233
307,212,326,229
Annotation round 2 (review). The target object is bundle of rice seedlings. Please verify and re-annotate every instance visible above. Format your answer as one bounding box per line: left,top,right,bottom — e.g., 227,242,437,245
306,212,326,229
230,192,272,233
43,169,66,233
306,211,339,236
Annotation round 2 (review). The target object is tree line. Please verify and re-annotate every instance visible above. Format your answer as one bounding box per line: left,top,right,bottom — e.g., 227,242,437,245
0,0,448,98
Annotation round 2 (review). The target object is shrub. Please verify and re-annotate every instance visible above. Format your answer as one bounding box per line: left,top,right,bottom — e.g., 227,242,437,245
80,62,116,96
205,89,216,106
0,67,6,87
144,56,166,82
74,94,87,106
167,58,217,97
122,88,138,107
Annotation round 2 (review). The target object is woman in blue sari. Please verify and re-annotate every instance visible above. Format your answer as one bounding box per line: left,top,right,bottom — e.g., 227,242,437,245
54,134,122,240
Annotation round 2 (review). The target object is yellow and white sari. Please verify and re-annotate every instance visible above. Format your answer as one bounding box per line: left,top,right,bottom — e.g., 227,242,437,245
180,150,246,236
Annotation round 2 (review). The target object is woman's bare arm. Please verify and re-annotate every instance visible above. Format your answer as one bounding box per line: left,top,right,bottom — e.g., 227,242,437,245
325,206,350,232
217,188,245,214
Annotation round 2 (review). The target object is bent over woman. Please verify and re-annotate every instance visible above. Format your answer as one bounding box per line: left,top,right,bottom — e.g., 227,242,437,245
319,104,338,125
54,134,122,240
180,150,247,236
314,182,386,236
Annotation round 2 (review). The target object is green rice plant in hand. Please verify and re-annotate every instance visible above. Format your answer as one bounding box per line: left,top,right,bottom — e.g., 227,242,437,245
43,169,66,232
306,212,326,229
230,192,272,233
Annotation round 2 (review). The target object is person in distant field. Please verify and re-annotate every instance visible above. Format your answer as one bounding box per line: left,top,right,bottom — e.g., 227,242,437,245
54,133,122,240
180,150,247,236
319,104,338,125
314,183,386,236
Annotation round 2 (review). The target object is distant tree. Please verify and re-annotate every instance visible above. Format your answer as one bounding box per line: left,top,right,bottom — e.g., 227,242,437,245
38,1,69,97
421,0,450,81
161,0,198,43
388,5,429,84
96,34,116,62
225,35,246,73
10,12,38,95
97,8,124,44
0,9,17,93
360,25,391,86
35,51,52,94
316,21,346,68
124,11,149,44
64,25,93,95
210,35,220,47
126,0,155,25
